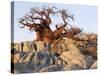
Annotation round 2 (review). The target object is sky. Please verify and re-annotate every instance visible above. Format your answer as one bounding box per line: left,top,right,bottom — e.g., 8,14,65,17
13,1,98,42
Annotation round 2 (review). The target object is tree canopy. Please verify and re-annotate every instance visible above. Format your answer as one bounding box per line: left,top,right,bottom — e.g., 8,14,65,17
18,6,82,43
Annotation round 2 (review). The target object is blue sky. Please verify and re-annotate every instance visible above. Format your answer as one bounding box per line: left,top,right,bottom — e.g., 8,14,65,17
13,1,98,42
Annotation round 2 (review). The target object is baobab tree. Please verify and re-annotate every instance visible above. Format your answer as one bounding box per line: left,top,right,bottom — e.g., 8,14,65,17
18,6,75,47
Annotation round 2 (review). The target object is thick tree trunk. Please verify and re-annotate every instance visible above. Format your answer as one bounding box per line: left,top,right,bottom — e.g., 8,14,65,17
36,32,43,41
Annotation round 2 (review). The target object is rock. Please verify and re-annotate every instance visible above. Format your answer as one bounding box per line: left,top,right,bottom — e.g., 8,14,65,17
60,51,86,68
61,43,66,51
14,62,29,73
71,58,83,68
13,41,37,52
23,52,33,63
85,55,95,69
34,41,44,52
63,63,73,71
23,41,30,52
19,52,26,58
28,41,36,52
39,67,48,72
12,53,20,64
48,65,64,72
37,52,45,60
19,53,28,63
70,64,82,70
90,61,97,69
88,34,97,41
74,33,89,41
63,62,83,71
86,45,97,58
12,36,97,73
11,48,19,54
63,38,80,54
60,38,87,68
79,47,87,54
14,43,19,51
19,43,23,51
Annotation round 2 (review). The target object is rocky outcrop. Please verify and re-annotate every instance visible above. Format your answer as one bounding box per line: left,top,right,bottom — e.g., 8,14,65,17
13,41,45,52
11,33,97,73
90,61,97,69
34,41,45,52
11,53,20,64
60,38,87,69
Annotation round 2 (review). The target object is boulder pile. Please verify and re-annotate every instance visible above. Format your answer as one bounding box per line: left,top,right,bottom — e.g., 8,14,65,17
11,33,97,73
